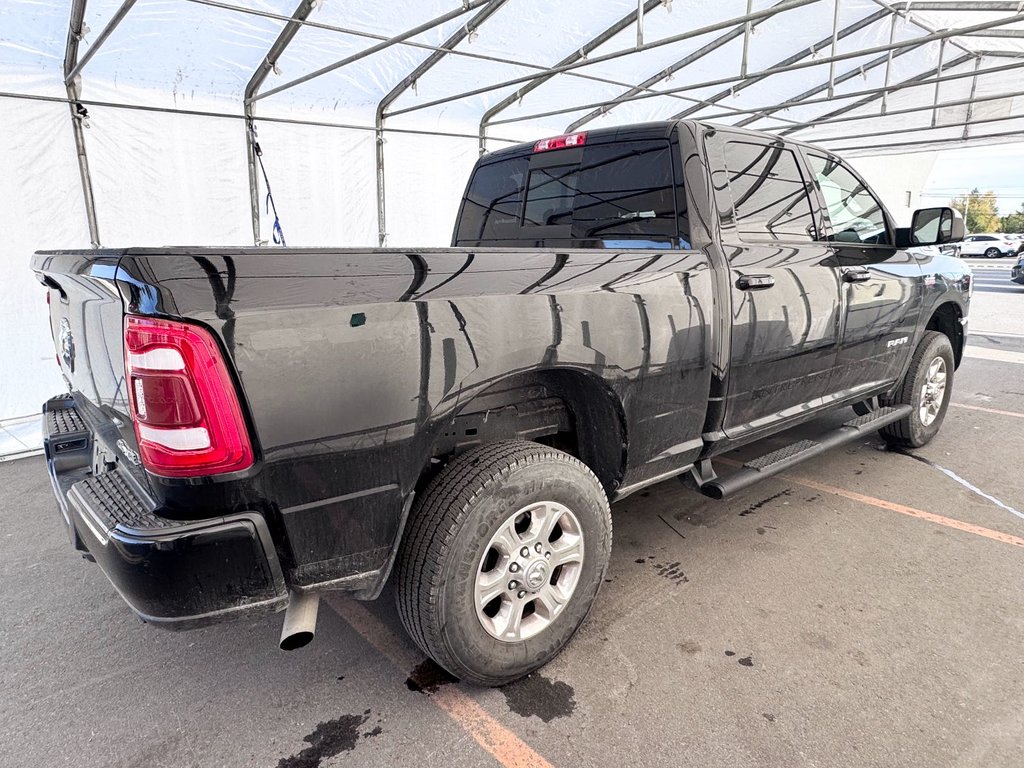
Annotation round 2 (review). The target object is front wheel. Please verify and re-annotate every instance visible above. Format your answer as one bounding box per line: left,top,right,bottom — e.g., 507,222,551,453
984,247,1000,259
395,441,612,686
879,331,955,448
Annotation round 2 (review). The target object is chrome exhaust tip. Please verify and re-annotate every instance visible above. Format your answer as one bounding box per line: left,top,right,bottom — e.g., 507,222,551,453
279,591,320,651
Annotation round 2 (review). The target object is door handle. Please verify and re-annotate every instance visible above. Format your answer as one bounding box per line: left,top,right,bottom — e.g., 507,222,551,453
736,274,775,291
841,267,872,283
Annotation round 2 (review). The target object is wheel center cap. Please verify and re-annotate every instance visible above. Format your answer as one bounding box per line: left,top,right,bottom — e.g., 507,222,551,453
524,561,549,591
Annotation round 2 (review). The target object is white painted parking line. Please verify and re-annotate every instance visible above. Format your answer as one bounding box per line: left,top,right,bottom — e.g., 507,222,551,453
963,345,1024,365
969,330,1024,339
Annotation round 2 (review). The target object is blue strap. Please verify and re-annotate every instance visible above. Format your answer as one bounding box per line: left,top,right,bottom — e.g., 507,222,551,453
249,118,287,247
266,192,286,246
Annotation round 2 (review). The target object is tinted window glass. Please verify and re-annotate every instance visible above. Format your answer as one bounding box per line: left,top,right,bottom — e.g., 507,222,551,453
724,141,816,242
456,156,528,241
808,153,890,246
456,139,685,247
523,166,577,226
570,142,679,243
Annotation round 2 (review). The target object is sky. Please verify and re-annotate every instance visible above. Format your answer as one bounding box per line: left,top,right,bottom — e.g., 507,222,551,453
920,142,1024,218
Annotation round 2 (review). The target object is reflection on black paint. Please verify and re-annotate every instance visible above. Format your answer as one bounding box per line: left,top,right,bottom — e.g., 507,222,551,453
193,256,237,352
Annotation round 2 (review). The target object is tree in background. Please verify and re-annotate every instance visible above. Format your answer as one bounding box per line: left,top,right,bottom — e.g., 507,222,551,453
950,188,1001,233
1001,204,1024,234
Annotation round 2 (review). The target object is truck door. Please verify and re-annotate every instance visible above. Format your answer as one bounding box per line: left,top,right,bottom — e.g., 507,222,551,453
800,151,923,399
705,132,842,440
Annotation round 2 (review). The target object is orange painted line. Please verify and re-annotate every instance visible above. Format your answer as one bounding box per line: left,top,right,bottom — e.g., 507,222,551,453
329,597,554,768
716,456,1024,548
782,473,1024,549
951,402,1024,420
431,687,554,768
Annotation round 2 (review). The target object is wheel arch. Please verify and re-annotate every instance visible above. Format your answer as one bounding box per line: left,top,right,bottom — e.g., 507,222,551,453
925,301,965,368
420,367,628,497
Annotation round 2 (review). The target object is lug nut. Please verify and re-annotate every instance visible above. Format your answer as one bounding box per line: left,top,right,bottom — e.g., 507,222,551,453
517,590,526,599
544,551,551,559
509,562,520,573
535,543,543,553
521,547,530,557
508,580,518,590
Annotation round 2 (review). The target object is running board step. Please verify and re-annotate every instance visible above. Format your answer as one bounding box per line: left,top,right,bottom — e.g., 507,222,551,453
701,405,912,499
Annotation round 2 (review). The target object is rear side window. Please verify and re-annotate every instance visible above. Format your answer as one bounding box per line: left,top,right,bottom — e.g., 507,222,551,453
724,141,816,243
455,139,686,248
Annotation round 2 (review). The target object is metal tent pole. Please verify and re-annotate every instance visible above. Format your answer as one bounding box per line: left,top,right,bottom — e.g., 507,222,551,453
478,0,663,153
386,0,823,119
778,86,1024,134
732,49,975,128
671,7,891,120
250,0,494,104
482,13,1022,129
565,0,798,133
693,54,1024,122
962,56,983,140
64,0,138,85
64,0,101,248
243,0,319,246
375,0,509,246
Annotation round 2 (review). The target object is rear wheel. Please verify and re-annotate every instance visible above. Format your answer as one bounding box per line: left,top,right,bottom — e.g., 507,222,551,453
395,440,612,686
984,247,1000,259
879,331,954,448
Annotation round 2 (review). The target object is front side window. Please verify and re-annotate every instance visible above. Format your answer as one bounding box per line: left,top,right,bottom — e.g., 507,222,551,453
807,153,890,246
723,141,816,243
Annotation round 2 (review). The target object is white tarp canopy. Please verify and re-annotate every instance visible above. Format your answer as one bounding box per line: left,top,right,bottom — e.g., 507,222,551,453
1,0,1023,421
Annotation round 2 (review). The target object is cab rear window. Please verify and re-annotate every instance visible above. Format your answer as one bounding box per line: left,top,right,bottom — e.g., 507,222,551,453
454,140,687,248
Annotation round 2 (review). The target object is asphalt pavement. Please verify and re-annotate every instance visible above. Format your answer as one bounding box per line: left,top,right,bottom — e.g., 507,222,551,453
2,288,1022,768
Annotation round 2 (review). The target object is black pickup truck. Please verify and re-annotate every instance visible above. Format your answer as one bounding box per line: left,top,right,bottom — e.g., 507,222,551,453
33,120,969,686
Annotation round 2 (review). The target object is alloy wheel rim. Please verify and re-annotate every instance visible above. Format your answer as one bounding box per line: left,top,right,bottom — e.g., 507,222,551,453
474,501,584,642
919,356,947,427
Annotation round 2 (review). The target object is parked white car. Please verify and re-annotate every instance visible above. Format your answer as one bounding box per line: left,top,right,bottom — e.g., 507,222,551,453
957,234,1017,258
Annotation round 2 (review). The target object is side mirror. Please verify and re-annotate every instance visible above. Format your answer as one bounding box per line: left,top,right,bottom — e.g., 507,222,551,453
910,207,965,246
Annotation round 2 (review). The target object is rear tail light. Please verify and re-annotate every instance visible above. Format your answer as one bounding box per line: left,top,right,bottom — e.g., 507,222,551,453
533,132,587,153
124,315,254,477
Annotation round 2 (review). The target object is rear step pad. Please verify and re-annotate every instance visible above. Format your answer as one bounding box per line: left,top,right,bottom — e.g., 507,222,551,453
43,396,92,462
701,405,912,499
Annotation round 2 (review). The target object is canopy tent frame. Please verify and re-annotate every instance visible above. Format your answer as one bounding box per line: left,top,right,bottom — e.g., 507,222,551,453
63,0,101,248
39,0,1024,249
374,0,511,245
730,52,978,128
479,13,1024,129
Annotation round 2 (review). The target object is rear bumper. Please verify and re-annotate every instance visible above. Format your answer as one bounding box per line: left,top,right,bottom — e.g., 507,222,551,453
43,395,288,629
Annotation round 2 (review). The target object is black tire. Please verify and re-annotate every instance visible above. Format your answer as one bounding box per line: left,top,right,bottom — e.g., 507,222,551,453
984,247,999,259
395,440,612,686
879,331,955,448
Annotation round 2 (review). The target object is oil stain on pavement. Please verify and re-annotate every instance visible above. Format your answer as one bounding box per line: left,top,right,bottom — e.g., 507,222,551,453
277,710,383,768
738,489,792,516
502,673,577,722
653,561,688,583
405,658,459,693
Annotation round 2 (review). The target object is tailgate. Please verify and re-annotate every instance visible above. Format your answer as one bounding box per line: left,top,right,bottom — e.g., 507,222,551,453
31,250,144,478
